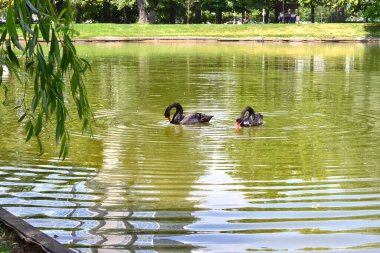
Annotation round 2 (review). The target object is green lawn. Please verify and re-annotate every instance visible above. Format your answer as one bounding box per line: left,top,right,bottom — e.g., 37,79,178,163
0,23,379,39
71,23,380,39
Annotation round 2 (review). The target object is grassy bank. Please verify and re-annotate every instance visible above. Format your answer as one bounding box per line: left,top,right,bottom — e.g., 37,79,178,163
71,23,380,39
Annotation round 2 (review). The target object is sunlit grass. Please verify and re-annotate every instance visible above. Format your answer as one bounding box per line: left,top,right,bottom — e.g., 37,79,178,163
71,23,380,39
0,23,378,39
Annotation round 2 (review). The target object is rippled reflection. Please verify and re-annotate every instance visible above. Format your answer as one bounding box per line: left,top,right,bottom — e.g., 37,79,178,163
1,42,380,252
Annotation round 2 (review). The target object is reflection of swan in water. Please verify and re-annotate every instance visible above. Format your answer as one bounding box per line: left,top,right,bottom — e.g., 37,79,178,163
165,125,184,137
164,103,213,125
236,106,263,128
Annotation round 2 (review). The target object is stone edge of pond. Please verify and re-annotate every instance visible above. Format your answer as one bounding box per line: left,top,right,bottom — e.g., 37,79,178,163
72,36,380,43
0,207,74,253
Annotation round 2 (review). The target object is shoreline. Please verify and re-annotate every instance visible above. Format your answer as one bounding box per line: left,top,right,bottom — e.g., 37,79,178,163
72,36,380,43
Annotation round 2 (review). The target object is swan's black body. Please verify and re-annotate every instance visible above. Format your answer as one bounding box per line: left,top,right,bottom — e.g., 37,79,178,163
236,106,263,127
164,103,213,125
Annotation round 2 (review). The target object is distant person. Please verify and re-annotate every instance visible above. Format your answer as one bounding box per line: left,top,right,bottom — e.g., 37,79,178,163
278,12,284,23
290,13,296,23
296,15,300,24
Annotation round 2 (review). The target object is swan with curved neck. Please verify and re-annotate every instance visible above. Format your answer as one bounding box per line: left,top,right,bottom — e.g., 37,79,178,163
236,106,263,128
164,103,213,125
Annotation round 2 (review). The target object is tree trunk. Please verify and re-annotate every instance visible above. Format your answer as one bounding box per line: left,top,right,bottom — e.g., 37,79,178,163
264,9,269,23
266,0,272,23
194,2,201,24
186,0,190,24
310,3,315,23
103,0,111,23
336,6,345,22
169,4,176,24
148,10,157,24
123,7,128,23
216,10,222,24
137,0,148,23
75,4,82,23
55,0,64,14
274,8,279,23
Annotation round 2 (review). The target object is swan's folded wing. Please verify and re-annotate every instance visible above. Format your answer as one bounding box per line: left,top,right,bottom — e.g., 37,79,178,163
252,113,264,126
180,113,213,125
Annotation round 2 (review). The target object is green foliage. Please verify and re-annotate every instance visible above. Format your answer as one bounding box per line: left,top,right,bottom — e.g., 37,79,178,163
153,0,185,23
0,241,11,252
201,0,233,12
113,0,136,10
0,0,92,159
0,0,11,11
5,0,373,24
364,0,380,21
75,0,104,22
298,5,333,22
72,0,137,23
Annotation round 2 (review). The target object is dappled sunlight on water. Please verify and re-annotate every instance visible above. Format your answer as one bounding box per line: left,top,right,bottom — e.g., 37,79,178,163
1,42,380,252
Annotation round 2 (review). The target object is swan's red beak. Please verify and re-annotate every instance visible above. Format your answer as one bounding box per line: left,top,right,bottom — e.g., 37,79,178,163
236,120,240,129
166,116,171,121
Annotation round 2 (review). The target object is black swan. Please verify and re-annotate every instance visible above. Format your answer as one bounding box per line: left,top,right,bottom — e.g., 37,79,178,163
236,106,263,128
164,103,213,125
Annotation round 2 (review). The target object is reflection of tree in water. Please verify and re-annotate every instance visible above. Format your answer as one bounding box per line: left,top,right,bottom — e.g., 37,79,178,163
82,124,205,251
80,71,208,251
75,43,380,251
219,46,380,251
229,44,380,181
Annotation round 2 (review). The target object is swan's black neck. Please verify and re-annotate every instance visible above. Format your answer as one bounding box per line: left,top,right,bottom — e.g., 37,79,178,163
240,106,255,119
165,103,184,123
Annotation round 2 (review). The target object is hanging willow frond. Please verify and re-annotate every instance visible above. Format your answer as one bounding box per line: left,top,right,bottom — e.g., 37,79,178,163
0,0,92,159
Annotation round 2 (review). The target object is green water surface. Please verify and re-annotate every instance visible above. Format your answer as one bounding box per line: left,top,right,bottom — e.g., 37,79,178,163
1,42,380,252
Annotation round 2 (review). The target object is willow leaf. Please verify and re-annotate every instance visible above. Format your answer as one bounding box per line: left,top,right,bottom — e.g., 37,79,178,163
6,8,17,39
25,0,41,15
1,29,7,42
39,21,50,42
6,41,20,67
27,26,39,58
4,1,93,159
26,122,34,142
35,112,43,136
18,113,27,123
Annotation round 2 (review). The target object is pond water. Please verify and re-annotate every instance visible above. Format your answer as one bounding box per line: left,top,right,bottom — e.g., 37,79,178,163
1,42,380,253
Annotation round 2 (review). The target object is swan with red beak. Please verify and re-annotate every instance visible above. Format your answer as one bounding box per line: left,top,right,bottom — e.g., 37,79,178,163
236,106,264,129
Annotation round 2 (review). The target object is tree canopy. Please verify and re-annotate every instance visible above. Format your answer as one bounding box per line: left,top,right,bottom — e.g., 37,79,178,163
55,0,379,24
364,0,380,21
0,0,374,23
1,0,377,24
